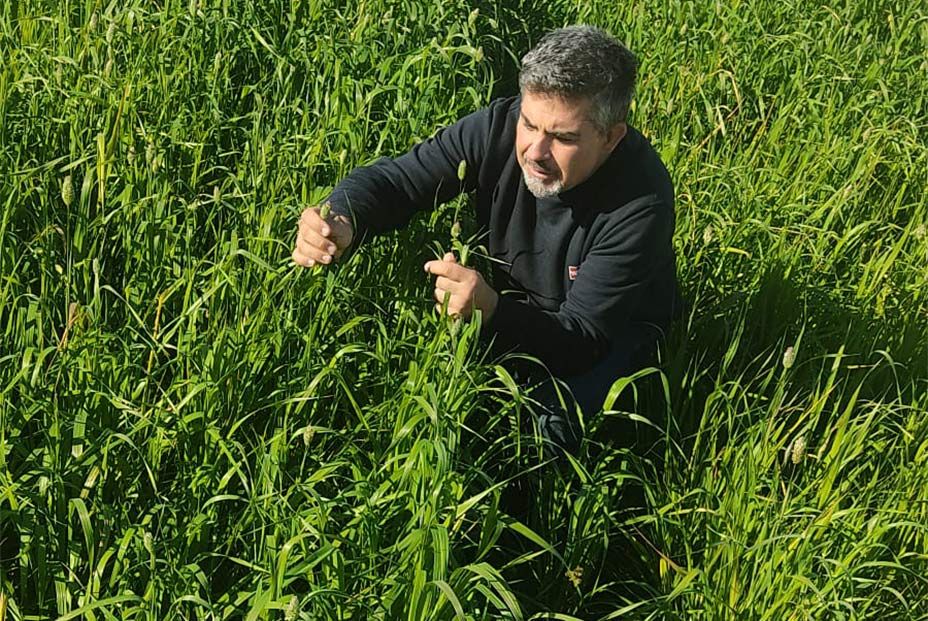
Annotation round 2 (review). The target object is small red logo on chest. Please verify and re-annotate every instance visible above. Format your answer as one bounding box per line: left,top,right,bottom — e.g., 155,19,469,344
568,265,579,280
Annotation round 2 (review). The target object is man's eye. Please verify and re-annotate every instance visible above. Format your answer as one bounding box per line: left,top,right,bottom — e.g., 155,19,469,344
556,136,576,143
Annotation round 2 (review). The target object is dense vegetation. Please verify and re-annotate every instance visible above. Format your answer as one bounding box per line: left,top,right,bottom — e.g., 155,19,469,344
1,0,926,618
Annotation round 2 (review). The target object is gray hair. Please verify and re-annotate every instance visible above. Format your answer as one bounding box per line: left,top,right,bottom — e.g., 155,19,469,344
519,25,638,133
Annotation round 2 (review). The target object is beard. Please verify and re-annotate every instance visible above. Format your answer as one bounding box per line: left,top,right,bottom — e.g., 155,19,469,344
521,163,564,198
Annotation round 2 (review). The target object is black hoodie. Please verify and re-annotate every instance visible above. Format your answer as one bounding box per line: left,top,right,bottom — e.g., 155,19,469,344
328,96,682,377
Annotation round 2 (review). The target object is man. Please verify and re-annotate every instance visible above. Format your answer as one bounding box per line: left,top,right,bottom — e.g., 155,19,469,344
293,26,681,453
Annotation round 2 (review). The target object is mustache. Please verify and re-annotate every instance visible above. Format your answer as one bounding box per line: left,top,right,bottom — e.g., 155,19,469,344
525,159,557,174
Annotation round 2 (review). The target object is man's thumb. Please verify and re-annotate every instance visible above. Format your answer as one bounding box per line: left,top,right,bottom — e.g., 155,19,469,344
443,252,456,263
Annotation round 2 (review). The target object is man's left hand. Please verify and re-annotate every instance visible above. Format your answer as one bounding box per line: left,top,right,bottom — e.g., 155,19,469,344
424,252,498,321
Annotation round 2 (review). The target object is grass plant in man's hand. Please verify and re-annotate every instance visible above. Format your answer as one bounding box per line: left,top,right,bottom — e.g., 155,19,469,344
424,250,498,321
293,201,354,268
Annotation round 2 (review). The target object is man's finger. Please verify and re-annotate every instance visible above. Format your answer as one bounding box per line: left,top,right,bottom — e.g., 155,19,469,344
434,276,461,292
434,287,454,305
292,248,307,266
434,300,460,317
292,248,315,268
299,221,337,255
296,235,333,264
443,252,456,263
424,259,467,279
299,206,332,237
299,211,332,241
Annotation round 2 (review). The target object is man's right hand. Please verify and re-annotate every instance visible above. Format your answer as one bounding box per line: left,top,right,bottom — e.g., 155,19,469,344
293,204,354,268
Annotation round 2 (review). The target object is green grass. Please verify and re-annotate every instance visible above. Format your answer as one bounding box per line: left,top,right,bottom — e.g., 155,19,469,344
1,0,926,619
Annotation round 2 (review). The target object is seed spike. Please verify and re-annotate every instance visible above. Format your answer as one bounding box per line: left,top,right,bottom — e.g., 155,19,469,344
61,175,73,207
702,224,714,245
284,595,300,621
565,565,584,588
791,435,807,464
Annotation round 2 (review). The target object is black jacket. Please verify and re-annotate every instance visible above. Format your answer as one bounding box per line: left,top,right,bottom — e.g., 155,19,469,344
328,96,681,377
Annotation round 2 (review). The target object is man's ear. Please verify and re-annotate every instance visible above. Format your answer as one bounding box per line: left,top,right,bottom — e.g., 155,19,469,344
604,122,627,152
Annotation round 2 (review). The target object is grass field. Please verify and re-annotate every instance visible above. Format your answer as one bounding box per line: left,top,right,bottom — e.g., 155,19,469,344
1,0,927,619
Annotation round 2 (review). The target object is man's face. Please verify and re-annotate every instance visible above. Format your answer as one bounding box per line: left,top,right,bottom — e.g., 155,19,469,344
515,90,626,198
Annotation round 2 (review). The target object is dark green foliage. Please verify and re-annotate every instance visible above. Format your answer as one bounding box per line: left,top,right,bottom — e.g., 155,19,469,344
1,1,926,619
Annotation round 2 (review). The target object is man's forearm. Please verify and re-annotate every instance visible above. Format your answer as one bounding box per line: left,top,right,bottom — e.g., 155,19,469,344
326,106,493,246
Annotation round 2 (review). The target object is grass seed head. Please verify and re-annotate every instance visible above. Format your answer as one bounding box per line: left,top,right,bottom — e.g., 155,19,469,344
145,140,156,166
302,425,315,447
782,346,796,369
450,221,461,240
791,435,807,464
565,565,584,588
457,159,467,181
61,175,73,207
284,595,300,620
318,201,332,220
146,141,160,173
89,11,98,31
702,224,714,245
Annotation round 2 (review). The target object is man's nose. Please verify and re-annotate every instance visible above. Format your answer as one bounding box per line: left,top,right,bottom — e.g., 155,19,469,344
526,135,552,161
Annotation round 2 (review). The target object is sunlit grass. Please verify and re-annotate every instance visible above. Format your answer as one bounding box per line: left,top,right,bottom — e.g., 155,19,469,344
1,0,925,619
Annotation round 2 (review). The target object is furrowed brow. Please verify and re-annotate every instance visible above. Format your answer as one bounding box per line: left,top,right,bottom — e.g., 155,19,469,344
521,112,582,139
521,113,580,138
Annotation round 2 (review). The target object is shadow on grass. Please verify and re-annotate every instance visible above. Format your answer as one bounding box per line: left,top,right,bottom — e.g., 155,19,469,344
493,257,927,617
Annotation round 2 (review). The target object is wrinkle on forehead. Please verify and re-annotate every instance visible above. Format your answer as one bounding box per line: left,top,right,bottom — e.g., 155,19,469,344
520,91,596,135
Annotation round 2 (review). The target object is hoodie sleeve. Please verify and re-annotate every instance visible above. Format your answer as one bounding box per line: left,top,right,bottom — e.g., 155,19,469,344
325,103,498,245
